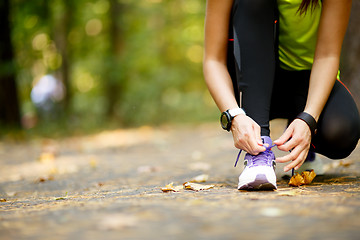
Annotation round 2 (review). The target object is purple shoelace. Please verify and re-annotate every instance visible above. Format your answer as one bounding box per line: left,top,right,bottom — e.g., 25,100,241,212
234,144,276,168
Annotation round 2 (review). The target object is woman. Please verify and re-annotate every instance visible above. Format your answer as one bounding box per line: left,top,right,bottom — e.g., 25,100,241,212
203,0,360,190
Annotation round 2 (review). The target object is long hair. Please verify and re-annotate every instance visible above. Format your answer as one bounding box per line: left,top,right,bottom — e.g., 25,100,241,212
298,0,319,14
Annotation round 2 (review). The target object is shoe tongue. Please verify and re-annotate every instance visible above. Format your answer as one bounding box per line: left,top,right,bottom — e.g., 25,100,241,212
261,136,272,146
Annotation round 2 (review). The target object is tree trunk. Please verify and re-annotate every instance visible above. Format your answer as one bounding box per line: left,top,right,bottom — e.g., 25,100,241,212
105,0,124,118
54,0,73,114
0,0,21,129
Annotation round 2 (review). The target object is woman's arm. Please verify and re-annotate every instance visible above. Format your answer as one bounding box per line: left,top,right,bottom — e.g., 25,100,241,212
275,0,352,172
304,0,352,120
203,0,237,112
203,0,265,155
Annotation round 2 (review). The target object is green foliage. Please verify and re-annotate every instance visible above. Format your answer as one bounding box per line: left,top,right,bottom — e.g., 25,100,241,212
9,0,218,133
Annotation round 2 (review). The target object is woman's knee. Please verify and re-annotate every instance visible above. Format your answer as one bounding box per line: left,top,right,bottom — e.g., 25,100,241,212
314,80,360,158
322,115,359,145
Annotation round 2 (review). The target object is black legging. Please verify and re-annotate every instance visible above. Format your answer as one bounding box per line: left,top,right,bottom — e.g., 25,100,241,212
228,0,360,159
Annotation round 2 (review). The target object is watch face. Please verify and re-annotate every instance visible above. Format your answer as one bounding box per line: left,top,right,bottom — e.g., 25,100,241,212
220,112,230,130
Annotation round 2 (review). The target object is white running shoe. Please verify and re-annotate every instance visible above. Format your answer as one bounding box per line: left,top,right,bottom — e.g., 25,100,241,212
238,136,277,190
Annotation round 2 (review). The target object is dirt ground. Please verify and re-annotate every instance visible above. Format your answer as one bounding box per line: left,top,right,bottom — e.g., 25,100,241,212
1,120,360,240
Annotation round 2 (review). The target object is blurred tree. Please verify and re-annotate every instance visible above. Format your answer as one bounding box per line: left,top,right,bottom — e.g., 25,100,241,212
7,0,216,131
105,0,125,118
53,0,75,113
0,0,21,128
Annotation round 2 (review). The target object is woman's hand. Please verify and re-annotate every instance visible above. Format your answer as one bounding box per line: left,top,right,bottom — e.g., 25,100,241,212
231,115,266,155
273,119,312,172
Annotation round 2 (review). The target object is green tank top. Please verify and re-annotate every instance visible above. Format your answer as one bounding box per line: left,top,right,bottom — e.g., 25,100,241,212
277,0,322,71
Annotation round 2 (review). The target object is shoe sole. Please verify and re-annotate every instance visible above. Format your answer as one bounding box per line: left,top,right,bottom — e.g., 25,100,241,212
238,173,277,191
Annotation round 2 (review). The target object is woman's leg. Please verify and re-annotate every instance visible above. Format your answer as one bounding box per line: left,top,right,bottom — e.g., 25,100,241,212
270,68,360,159
313,81,360,159
230,0,278,136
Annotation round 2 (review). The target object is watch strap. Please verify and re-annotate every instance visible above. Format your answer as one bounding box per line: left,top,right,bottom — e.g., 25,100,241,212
296,112,317,137
228,108,246,118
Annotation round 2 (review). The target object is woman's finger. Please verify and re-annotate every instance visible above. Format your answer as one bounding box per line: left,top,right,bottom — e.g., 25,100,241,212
284,150,308,172
274,126,293,146
276,146,301,163
276,137,299,152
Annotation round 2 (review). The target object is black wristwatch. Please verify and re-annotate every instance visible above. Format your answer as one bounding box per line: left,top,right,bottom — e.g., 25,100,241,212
220,108,246,131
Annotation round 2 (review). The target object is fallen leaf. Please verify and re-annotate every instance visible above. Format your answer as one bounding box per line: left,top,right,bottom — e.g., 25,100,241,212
190,174,209,183
183,182,214,191
301,170,316,184
161,182,183,192
289,173,305,187
289,170,316,187
161,182,174,192
0,199,7,202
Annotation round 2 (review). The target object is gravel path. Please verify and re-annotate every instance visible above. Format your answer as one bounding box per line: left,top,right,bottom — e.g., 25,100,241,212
1,120,360,240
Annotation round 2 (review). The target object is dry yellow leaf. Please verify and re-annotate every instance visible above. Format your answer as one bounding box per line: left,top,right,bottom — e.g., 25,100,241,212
161,182,183,192
183,182,214,191
161,182,174,192
289,170,317,187
301,170,316,184
289,173,305,187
